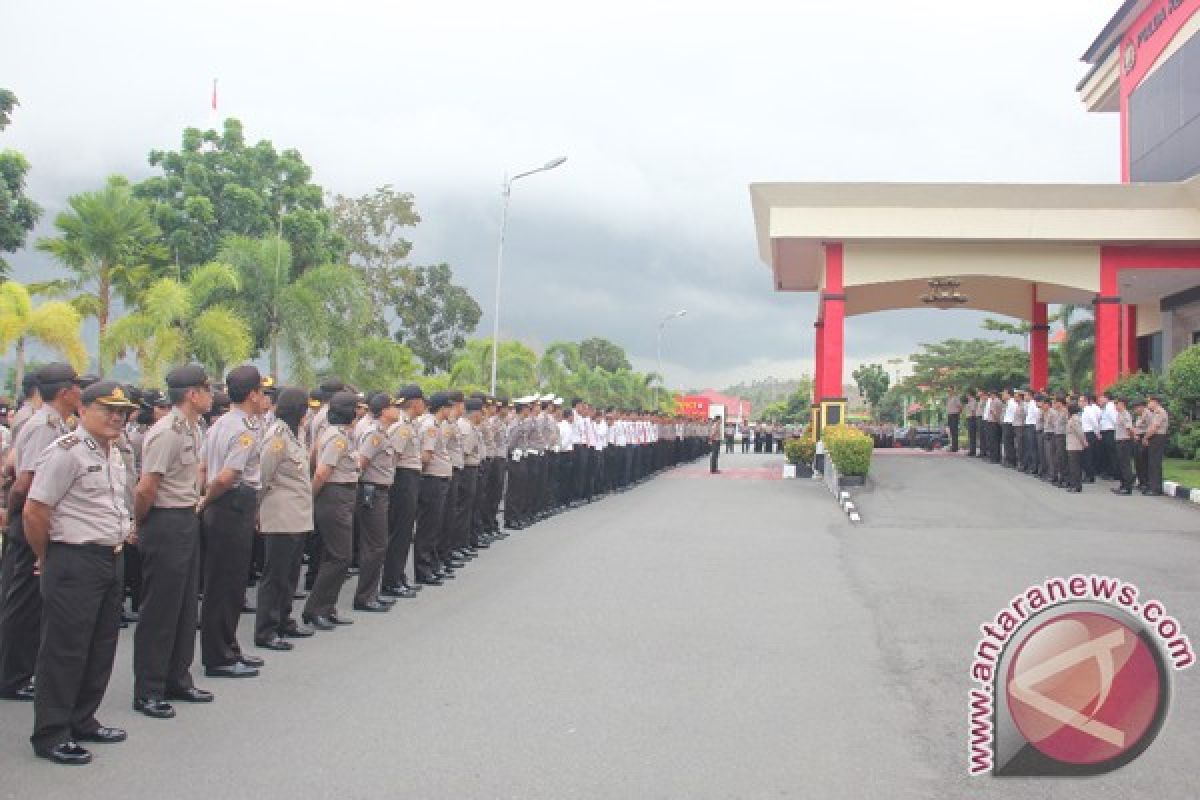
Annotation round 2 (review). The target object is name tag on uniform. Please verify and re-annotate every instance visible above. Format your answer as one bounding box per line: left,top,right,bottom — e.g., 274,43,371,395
86,465,103,473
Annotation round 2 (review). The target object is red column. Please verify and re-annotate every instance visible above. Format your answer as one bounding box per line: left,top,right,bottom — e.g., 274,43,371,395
820,243,845,400
1121,305,1139,374
814,320,825,401
1094,250,1121,393
1030,300,1049,392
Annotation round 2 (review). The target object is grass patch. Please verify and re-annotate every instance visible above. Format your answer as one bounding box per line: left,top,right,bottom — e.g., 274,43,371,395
1164,457,1200,488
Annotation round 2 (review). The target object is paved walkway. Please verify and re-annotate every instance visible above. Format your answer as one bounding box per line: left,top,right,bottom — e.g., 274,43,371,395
1,451,1197,799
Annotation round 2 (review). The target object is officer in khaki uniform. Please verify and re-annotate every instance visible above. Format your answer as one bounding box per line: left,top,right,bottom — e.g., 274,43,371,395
23,381,136,765
199,366,266,678
382,385,424,598
1132,397,1151,491
1111,396,1136,495
457,397,485,552
254,388,314,650
302,391,361,629
439,391,468,571
1143,395,1169,496
414,392,453,586
132,365,213,719
1,363,82,704
353,392,399,612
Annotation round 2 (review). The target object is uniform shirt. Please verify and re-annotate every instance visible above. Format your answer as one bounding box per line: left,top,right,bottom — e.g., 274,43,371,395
1066,414,1087,451
946,396,962,414
308,406,329,456
613,419,629,447
126,423,148,475
1115,409,1134,441
1100,401,1117,432
358,418,396,485
114,432,137,518
419,414,452,477
1053,408,1069,435
388,413,422,472
460,417,484,466
141,408,203,508
1133,408,1152,436
1147,406,1170,437
1003,398,1018,424
988,400,1004,424
1012,400,1025,427
352,413,373,443
443,416,464,468
559,419,577,450
15,405,72,475
1025,401,1041,428
10,403,36,442
1081,403,1101,434
594,419,608,450
505,416,524,455
204,407,263,490
28,431,130,547
316,425,360,484
259,419,313,533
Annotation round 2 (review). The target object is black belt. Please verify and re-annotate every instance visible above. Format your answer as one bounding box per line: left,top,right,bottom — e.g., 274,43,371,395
50,540,123,556
422,474,449,481
362,481,392,489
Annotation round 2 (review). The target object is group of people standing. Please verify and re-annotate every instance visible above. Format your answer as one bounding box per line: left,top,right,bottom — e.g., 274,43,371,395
723,423,788,454
0,361,707,766
951,388,1171,494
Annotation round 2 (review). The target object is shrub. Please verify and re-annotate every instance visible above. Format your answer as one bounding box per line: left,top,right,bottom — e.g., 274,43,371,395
1105,370,1166,403
1168,345,1200,420
823,424,873,477
785,436,816,465
1171,420,1200,460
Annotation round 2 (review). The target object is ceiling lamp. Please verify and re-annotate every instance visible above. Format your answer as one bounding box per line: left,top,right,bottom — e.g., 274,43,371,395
920,277,969,309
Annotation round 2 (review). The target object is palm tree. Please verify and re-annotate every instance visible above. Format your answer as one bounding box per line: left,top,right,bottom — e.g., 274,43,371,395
101,263,251,386
37,175,166,375
450,338,538,397
1049,304,1095,392
217,235,296,379
0,280,88,394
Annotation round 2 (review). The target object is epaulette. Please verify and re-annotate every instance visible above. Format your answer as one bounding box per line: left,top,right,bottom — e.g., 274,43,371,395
57,433,81,449
244,416,261,431
171,416,187,433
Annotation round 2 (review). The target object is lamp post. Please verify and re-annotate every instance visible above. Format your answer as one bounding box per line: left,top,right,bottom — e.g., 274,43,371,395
489,156,568,395
655,309,688,408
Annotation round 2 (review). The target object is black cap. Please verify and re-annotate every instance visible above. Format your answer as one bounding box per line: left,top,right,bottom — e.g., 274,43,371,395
140,388,165,407
329,390,359,418
166,365,210,390
397,384,424,402
21,372,38,391
307,389,323,409
448,390,465,403
35,363,79,389
429,391,451,412
210,390,231,409
465,398,483,412
368,392,394,415
77,374,99,390
82,381,138,409
318,377,346,395
225,365,263,396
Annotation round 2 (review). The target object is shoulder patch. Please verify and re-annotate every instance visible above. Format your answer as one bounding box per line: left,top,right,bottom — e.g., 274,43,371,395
371,434,382,447
335,439,347,450
57,434,81,449
238,432,255,449
270,438,285,453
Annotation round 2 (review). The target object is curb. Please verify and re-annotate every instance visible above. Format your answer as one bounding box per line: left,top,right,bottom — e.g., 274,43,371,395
1162,480,1200,505
838,490,862,523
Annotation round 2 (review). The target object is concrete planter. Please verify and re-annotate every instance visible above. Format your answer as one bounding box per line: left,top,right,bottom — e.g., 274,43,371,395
838,474,866,488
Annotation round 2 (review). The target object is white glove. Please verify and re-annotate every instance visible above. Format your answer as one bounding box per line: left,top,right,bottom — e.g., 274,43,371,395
511,449,523,461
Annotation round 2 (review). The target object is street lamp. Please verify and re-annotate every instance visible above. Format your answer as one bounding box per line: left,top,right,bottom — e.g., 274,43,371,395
655,309,688,408
489,156,568,395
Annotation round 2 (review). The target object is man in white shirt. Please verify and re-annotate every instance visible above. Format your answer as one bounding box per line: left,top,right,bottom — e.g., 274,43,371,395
1022,394,1041,473
1098,392,1118,480
1002,390,1019,468
1080,394,1102,483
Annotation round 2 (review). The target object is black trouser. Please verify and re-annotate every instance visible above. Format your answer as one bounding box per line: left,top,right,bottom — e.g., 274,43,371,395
123,544,143,612
988,422,1002,462
0,512,40,695
1135,439,1149,489
1116,439,1135,490
439,469,461,560
200,486,256,668
457,466,480,549
1101,430,1117,478
1025,427,1040,473
31,542,122,754
1083,432,1099,480
488,458,506,528
354,483,390,605
1066,450,1083,490
948,413,960,452
255,533,306,642
384,469,420,588
414,475,449,580
725,436,733,454
303,483,356,619
473,461,492,540
134,507,199,699
1055,435,1067,484
1002,423,1015,466
1147,434,1167,493
1042,433,1055,480
967,416,978,456
710,440,721,472
573,445,590,502
504,458,525,524
1013,425,1024,467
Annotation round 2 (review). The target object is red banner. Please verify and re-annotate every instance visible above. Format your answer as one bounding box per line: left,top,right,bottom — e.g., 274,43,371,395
674,395,711,418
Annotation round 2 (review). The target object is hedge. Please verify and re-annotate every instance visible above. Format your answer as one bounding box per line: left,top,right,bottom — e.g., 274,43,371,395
784,436,816,466
823,425,873,477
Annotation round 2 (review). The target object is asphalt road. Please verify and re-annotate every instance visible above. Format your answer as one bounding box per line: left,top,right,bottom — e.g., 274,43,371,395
1,450,1197,799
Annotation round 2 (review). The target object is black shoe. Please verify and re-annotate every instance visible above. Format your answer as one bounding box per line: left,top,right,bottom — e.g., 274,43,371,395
381,585,418,599
240,603,256,614
121,609,139,624
280,620,315,638
1067,487,1082,493
76,726,126,744
347,566,361,576
292,589,309,600
400,581,421,592
204,662,260,678
238,654,265,668
1111,487,1133,495
165,687,213,703
436,570,457,580
302,613,336,631
327,611,354,625
1146,490,1164,496
133,697,176,719
0,681,35,702
255,636,294,651
416,576,444,587
36,741,92,766
444,559,467,569
352,600,391,613
473,540,491,549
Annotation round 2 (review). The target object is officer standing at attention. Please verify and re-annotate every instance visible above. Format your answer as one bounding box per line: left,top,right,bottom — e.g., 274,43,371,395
1,363,82,704
1142,394,1169,496
458,397,485,552
708,416,722,474
964,390,978,456
303,391,362,629
382,385,424,599
198,366,266,678
352,392,399,613
23,381,137,765
1132,397,1151,491
414,392,453,586
132,365,214,719
945,389,962,453
1064,400,1087,493
1111,396,1137,495
254,387,316,650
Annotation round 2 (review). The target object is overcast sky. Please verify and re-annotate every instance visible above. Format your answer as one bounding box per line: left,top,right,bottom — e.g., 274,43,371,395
2,1,1120,389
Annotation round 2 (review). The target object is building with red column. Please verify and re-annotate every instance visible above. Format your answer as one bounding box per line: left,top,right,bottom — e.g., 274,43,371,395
751,0,1200,437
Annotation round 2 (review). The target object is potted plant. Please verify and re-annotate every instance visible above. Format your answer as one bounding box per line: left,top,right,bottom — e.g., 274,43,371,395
784,436,816,478
823,425,873,488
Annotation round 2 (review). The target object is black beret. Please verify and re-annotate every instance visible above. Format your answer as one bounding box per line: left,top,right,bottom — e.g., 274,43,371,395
368,392,394,415
328,391,359,418
166,365,210,390
225,365,263,396
307,389,323,409
428,391,451,412
35,363,79,388
21,372,38,390
397,384,425,402
318,377,346,395
77,374,99,390
82,381,137,409
275,387,310,420
448,390,465,403
465,398,483,412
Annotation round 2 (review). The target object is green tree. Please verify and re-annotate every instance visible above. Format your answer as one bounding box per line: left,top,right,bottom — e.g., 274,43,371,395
852,363,890,413
100,263,251,386
37,175,166,375
216,235,301,379
389,263,482,374
0,90,42,280
1049,305,1094,393
450,338,538,397
1167,344,1200,419
134,118,344,270
0,280,88,394
579,337,631,372
904,338,1028,393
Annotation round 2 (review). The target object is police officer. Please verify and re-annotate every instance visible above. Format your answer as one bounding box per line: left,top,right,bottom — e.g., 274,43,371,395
414,392,453,585
1143,394,1169,496
382,385,424,598
1,363,82,703
23,381,136,765
254,387,314,650
198,366,266,678
131,365,214,718
458,397,485,553
353,392,399,613
303,391,362,628
1111,395,1136,495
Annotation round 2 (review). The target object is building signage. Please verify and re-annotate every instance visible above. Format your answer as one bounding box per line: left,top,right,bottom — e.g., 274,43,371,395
674,395,710,418
1124,0,1193,75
